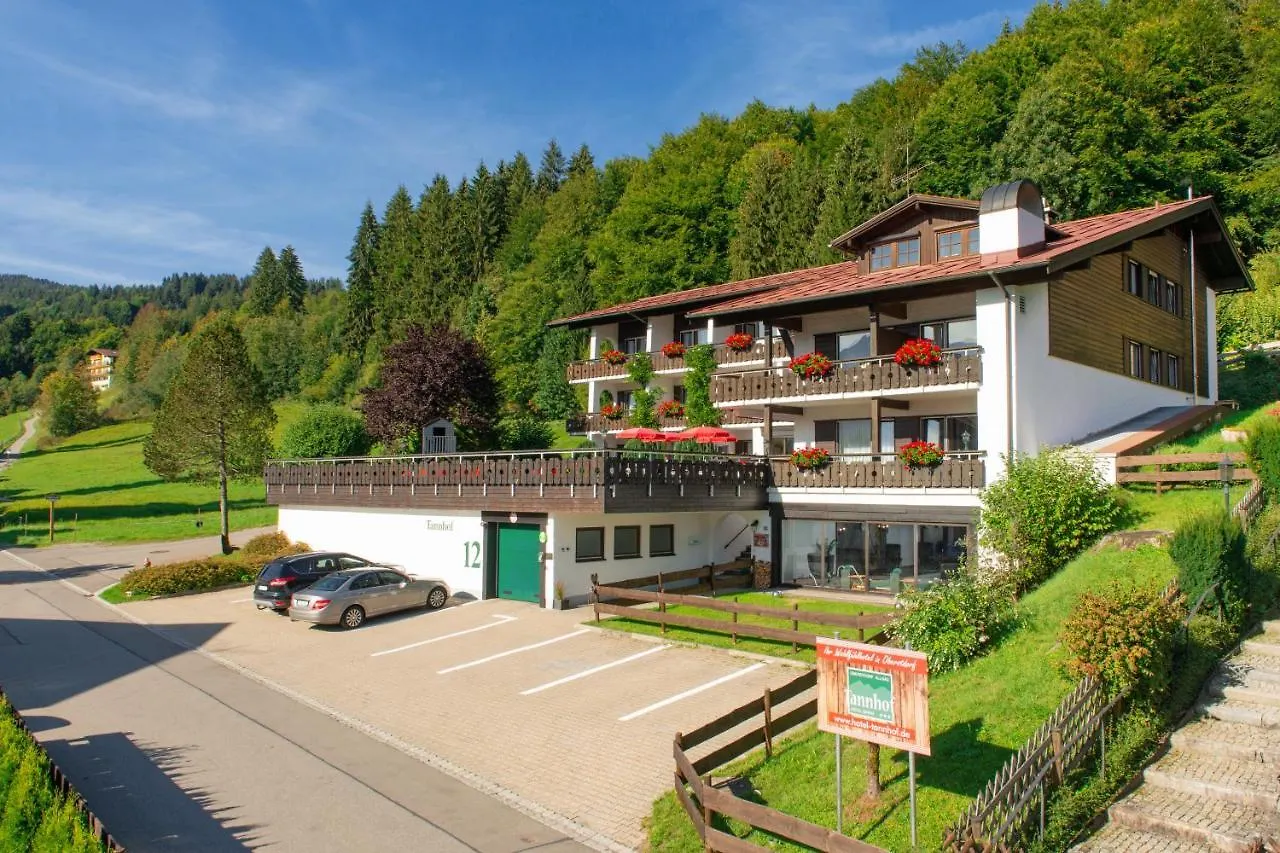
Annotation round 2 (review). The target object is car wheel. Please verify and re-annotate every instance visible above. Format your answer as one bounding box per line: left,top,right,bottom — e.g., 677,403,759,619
426,586,448,610
340,605,366,630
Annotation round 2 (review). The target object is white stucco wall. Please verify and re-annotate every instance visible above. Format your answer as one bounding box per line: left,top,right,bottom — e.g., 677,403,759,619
974,286,1013,480
278,506,486,599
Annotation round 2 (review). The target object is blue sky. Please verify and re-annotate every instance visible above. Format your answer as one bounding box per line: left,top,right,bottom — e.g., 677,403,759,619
0,0,1029,286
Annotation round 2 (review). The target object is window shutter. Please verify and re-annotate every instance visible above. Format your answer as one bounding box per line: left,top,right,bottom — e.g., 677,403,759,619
814,420,837,453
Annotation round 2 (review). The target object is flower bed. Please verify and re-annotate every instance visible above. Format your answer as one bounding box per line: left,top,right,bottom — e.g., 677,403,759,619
895,338,942,367
600,403,626,420
789,352,834,379
601,348,627,366
725,332,755,352
899,440,945,469
657,400,685,418
661,341,686,358
790,447,832,470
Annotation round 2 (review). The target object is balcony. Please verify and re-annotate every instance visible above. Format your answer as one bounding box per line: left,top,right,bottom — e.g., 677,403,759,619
712,347,982,406
264,450,771,514
770,452,985,491
566,409,770,435
566,338,789,383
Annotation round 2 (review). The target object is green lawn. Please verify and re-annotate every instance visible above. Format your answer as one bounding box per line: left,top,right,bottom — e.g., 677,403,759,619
647,546,1178,852
0,410,30,451
595,591,893,664
547,419,592,450
1120,482,1251,531
271,399,312,450
0,420,275,546
1154,400,1277,455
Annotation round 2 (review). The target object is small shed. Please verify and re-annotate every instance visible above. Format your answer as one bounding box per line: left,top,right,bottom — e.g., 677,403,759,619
422,418,457,454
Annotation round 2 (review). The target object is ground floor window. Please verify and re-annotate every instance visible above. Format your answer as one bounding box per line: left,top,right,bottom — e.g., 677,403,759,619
575,527,604,561
614,525,641,559
779,519,969,591
649,524,675,556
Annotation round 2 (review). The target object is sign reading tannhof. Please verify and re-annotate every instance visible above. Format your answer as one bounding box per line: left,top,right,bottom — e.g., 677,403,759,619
816,637,931,755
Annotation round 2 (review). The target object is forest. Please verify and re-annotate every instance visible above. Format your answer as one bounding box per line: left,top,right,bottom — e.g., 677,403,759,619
7,0,1280,444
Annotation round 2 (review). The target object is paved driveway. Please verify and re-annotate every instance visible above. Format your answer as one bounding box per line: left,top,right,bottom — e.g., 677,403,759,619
124,589,807,849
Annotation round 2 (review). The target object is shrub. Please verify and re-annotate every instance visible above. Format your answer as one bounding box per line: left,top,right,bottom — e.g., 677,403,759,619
240,531,295,558
1060,581,1185,700
890,571,1017,673
1245,413,1280,499
1219,352,1280,409
1167,615,1238,715
683,344,721,427
498,414,553,450
118,559,256,597
278,404,370,459
1168,509,1248,625
979,447,1123,592
37,371,99,438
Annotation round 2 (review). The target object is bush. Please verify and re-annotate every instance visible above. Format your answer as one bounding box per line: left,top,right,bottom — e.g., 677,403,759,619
278,404,370,459
239,531,295,559
37,371,99,438
1060,582,1185,700
1245,412,1280,499
1219,352,1280,409
1168,509,1248,625
497,414,553,450
979,447,1123,592
890,571,1017,673
117,559,256,597
0,742,53,850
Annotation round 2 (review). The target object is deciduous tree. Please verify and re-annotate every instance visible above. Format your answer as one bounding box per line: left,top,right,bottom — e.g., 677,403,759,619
38,369,97,437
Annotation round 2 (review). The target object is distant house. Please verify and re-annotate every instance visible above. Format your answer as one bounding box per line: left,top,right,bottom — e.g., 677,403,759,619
86,348,117,391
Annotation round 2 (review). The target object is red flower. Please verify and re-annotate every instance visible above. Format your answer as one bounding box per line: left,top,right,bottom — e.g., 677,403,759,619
789,447,832,470
724,332,755,352
661,341,686,358
898,440,945,469
601,349,627,366
600,403,626,420
657,400,685,418
789,352,835,379
894,338,942,367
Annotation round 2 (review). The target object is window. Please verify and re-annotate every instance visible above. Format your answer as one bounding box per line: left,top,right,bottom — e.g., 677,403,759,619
837,419,895,455
937,231,963,259
1127,341,1144,378
917,317,977,350
1148,348,1162,384
769,435,795,456
897,237,920,266
650,524,675,557
615,390,633,410
869,243,893,271
679,328,706,347
339,557,369,569
575,527,604,562
734,322,761,338
614,525,641,559
921,415,977,452
378,570,407,586
1126,260,1143,297
1147,270,1162,306
836,330,871,361
673,384,687,404
351,572,380,590
1167,354,1181,389
1165,280,1181,315
967,227,980,255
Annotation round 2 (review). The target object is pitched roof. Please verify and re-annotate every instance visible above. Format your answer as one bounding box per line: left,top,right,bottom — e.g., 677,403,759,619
827,192,978,251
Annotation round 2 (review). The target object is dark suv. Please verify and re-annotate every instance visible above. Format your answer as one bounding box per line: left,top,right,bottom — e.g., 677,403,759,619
253,552,373,612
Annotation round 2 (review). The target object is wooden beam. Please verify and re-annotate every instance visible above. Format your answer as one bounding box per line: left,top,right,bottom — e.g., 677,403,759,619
772,316,804,331
872,301,908,319
779,328,796,357
878,399,910,411
770,405,804,416
870,398,881,454
869,312,880,355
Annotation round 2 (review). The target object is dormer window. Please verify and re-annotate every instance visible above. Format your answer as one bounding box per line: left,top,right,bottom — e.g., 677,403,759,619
937,226,981,259
897,237,920,266
868,237,920,271
870,243,893,271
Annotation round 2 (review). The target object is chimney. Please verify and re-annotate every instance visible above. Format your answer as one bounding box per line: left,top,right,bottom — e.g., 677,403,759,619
979,179,1047,261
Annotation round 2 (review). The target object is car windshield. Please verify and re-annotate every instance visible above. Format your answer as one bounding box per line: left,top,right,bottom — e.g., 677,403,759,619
308,575,351,592
257,560,289,580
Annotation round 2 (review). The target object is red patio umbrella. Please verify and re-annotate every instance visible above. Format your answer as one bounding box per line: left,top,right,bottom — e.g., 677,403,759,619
615,427,670,441
672,426,738,444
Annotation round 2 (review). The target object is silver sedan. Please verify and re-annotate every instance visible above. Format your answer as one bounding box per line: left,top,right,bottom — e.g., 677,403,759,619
288,568,450,629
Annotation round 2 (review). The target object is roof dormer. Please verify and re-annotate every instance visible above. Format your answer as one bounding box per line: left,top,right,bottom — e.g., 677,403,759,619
828,193,981,272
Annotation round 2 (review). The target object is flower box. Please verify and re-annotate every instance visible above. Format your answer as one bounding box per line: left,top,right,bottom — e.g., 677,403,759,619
601,349,627,366
790,447,832,470
724,332,755,352
600,403,626,420
660,341,686,358
899,440,945,469
656,400,685,418
895,338,942,367
789,352,834,379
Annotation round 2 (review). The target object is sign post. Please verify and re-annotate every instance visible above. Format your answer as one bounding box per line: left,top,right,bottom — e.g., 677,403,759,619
816,637,930,840
45,494,60,544
833,632,842,834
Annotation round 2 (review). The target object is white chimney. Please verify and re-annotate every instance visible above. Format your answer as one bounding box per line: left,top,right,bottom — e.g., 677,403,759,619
979,179,1046,257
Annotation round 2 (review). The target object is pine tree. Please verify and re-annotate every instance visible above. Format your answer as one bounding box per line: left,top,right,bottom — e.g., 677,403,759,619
535,139,567,197
465,163,504,283
729,144,794,279
372,185,417,341
144,317,275,553
277,245,306,313
811,124,888,261
533,328,581,418
343,202,379,353
568,143,596,178
246,247,284,315
502,152,535,221
415,175,461,328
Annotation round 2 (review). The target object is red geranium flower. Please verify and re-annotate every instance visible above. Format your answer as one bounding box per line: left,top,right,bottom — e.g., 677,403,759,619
895,338,942,367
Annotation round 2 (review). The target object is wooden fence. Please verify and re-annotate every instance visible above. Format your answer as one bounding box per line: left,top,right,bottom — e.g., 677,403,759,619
3,689,123,852
591,575,896,651
592,560,755,598
674,668,887,853
1234,478,1265,529
1114,451,1253,493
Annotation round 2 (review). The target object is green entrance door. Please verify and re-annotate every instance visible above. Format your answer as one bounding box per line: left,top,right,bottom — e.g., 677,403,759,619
496,523,542,603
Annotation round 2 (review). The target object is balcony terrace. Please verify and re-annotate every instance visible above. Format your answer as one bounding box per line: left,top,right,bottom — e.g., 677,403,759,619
565,409,775,436
566,338,788,383
770,451,985,492
712,347,982,406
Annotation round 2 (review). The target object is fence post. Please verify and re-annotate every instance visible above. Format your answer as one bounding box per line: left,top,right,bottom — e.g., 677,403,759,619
702,774,714,853
857,610,865,643
591,573,599,623
792,602,800,653
709,564,716,596
1051,726,1064,784
1039,780,1045,839
1155,462,1163,496
658,572,667,636
763,687,774,758
732,611,738,644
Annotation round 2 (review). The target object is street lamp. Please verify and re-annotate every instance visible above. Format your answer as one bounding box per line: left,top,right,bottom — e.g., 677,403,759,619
45,494,60,544
1218,454,1234,515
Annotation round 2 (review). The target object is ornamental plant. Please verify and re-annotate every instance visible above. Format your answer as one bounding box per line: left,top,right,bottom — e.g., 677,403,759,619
601,348,627,366
895,338,942,367
724,332,755,351
1060,581,1185,699
891,569,1017,673
899,440,945,469
656,399,684,418
600,403,625,420
660,341,686,358
789,352,834,379
789,447,832,470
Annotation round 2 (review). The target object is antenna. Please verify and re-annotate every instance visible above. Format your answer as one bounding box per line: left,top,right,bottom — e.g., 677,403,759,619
890,143,930,193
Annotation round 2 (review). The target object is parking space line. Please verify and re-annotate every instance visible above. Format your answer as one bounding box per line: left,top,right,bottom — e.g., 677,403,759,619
436,629,590,675
519,645,669,695
229,598,252,604
618,663,767,722
370,614,517,657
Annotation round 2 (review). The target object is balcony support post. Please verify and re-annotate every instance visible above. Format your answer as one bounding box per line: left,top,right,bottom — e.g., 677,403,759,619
870,398,883,455
869,311,880,356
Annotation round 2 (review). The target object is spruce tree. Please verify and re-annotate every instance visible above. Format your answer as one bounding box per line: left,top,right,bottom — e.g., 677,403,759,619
415,175,461,327
502,152,535,222
729,144,794,280
811,123,889,261
532,328,581,418
568,143,596,178
343,202,379,353
246,247,284,315
372,185,417,340
144,317,275,554
535,139,567,197
278,245,306,313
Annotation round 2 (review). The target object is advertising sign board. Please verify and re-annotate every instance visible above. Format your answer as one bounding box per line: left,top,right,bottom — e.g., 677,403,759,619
816,637,930,755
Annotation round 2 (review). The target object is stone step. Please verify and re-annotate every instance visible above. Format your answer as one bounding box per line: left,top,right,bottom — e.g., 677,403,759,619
1073,821,1204,852
1142,749,1280,811
1173,716,1280,764
1223,654,1280,686
1202,698,1280,729
1109,787,1280,852
1242,638,1280,658
1209,681,1280,709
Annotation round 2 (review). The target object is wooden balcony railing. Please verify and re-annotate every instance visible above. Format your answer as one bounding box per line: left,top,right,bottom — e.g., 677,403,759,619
712,347,982,405
566,338,788,382
566,409,768,435
769,452,985,490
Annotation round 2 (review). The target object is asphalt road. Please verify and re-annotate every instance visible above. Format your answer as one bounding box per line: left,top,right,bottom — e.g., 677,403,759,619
0,546,592,853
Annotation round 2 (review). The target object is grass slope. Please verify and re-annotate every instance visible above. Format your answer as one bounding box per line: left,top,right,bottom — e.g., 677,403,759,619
1155,400,1277,455
0,410,29,451
648,546,1178,852
0,420,274,546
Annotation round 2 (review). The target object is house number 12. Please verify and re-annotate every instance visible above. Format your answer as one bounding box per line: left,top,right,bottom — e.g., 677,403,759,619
463,541,481,568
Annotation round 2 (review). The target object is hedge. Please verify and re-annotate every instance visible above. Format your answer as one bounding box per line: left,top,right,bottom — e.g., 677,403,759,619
116,533,310,598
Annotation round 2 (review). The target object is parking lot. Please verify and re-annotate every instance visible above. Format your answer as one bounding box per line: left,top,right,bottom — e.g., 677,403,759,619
125,588,805,849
